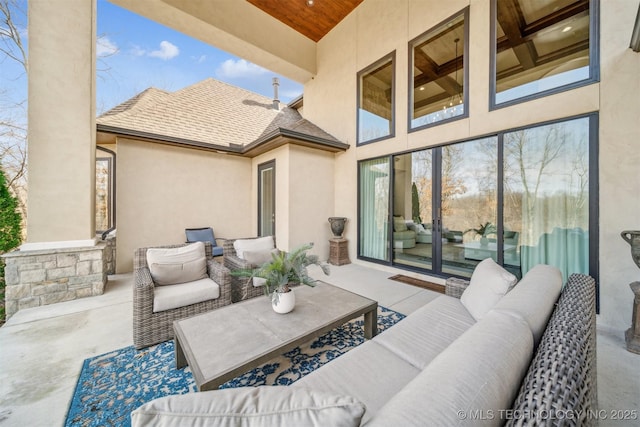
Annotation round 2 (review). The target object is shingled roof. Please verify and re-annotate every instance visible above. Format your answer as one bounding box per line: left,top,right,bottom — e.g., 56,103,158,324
96,78,348,156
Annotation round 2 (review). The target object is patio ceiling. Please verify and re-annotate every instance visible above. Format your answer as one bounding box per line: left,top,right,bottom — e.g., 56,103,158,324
246,0,363,42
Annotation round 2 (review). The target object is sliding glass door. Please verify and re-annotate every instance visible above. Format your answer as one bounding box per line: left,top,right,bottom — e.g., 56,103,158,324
503,118,591,281
359,158,391,262
440,138,498,276
358,115,596,281
392,150,433,270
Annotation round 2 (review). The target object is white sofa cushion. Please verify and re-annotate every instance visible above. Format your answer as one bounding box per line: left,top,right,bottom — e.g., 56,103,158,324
491,264,562,346
146,242,207,286
374,295,475,370
460,258,517,320
294,340,421,424
233,236,275,259
130,386,365,427
153,277,220,312
368,310,534,427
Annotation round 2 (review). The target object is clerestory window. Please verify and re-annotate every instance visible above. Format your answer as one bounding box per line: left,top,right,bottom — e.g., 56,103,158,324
357,52,395,145
409,9,468,131
491,0,599,108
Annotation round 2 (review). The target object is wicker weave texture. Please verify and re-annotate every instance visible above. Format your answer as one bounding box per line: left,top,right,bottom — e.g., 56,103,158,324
133,242,232,349
507,273,597,426
445,277,470,299
223,238,271,303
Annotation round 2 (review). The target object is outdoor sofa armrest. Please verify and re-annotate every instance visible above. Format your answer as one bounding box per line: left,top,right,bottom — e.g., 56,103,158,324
224,253,253,272
207,259,232,305
445,277,470,299
134,266,155,295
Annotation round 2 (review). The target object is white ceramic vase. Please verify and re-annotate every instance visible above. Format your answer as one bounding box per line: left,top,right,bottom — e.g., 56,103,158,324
272,289,296,314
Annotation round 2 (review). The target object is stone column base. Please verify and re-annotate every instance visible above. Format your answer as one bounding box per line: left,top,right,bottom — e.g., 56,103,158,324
626,281,640,354
329,238,350,266
2,243,109,319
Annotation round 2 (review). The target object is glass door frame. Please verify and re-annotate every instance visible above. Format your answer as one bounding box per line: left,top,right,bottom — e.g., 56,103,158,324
357,113,598,290
258,160,276,237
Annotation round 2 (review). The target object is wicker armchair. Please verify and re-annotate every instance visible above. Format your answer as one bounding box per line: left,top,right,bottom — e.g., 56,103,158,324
223,237,275,303
133,241,232,349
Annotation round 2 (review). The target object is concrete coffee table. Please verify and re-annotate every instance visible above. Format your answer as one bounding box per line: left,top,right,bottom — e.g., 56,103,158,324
173,281,378,391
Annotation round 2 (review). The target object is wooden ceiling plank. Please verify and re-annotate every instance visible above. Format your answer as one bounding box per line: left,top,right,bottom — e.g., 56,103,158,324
497,38,590,80
496,0,537,69
522,0,589,37
414,50,462,95
246,0,363,42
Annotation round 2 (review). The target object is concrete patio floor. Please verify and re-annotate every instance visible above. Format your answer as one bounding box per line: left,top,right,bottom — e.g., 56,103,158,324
0,263,638,426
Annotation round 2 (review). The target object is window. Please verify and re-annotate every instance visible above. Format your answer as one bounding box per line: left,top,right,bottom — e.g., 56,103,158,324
409,9,468,130
357,52,395,145
503,117,593,281
491,0,598,107
358,115,597,282
95,149,115,234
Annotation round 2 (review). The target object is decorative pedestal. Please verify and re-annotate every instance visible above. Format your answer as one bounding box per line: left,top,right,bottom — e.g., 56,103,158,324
626,281,640,354
329,238,350,266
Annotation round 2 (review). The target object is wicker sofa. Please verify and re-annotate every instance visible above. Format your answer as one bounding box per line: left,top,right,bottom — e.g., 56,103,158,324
133,242,232,349
131,264,597,426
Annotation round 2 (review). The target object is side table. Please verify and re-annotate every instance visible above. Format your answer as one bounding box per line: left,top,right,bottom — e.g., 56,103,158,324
329,238,350,266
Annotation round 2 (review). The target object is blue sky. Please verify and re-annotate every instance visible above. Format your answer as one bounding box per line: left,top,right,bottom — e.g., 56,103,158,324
96,0,303,113
0,0,303,117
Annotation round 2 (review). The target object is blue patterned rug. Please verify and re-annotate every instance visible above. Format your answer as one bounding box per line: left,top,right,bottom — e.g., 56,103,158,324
64,306,404,427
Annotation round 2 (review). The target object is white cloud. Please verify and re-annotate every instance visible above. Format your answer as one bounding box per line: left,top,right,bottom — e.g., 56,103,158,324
96,36,118,58
192,54,207,64
216,59,268,79
148,41,179,60
129,44,146,57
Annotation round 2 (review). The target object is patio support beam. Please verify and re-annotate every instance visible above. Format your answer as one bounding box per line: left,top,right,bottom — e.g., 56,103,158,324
109,0,317,83
25,0,97,249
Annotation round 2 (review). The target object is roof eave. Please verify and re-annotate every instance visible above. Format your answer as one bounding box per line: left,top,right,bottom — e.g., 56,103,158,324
96,124,243,155
96,124,350,158
241,128,350,157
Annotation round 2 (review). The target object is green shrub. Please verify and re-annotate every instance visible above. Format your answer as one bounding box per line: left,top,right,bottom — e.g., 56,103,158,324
0,168,23,323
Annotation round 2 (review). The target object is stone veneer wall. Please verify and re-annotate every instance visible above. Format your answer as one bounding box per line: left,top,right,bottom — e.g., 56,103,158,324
103,234,116,275
2,242,110,319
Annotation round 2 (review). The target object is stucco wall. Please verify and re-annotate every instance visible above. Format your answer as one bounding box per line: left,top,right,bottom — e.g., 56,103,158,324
251,145,335,260
302,0,640,332
26,0,97,247
115,139,253,272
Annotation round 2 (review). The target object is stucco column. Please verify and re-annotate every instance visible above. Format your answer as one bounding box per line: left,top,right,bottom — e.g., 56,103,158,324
25,0,97,249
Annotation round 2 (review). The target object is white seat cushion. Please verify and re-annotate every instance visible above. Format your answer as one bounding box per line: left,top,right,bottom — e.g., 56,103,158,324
368,311,534,427
146,242,207,286
460,258,517,320
131,386,365,427
374,295,476,370
294,341,421,424
233,236,275,259
153,277,220,312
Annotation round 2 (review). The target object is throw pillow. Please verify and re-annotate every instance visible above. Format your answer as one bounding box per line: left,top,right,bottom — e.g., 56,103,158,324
130,386,366,427
243,248,279,267
146,242,207,286
393,216,407,232
460,257,517,320
234,236,275,259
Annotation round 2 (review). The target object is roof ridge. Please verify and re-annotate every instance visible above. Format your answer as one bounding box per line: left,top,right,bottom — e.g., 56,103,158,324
98,87,170,118
173,77,275,104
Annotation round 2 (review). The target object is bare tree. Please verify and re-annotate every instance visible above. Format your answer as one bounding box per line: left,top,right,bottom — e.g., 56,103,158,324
504,126,563,245
0,0,27,220
0,0,26,74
